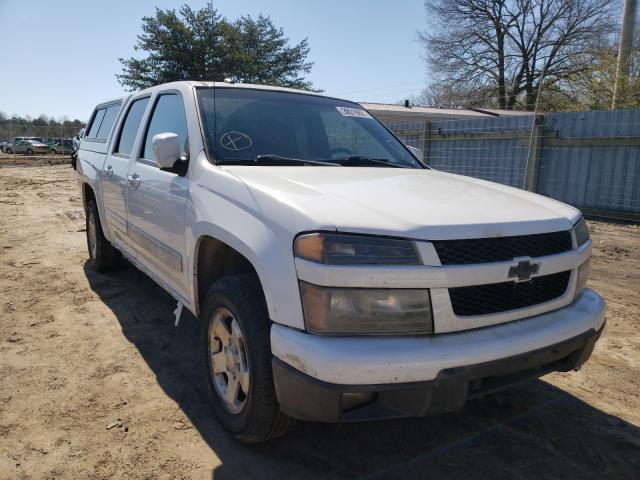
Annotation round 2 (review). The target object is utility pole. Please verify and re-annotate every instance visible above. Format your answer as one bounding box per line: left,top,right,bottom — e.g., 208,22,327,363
612,0,637,109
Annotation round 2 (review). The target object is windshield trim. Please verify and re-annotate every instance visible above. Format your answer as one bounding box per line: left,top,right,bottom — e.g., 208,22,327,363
194,85,427,170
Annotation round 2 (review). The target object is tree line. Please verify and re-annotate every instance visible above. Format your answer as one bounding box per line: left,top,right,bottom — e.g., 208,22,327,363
0,112,85,141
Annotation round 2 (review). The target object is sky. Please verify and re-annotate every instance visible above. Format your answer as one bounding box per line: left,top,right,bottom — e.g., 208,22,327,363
0,0,428,121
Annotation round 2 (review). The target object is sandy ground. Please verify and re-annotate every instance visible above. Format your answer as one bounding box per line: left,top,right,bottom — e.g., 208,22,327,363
0,163,639,480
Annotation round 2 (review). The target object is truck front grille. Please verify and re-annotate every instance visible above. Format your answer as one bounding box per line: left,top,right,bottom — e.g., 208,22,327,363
449,271,571,317
433,231,572,265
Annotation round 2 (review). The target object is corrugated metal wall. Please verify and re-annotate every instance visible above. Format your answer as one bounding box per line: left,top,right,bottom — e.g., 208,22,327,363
538,110,640,216
387,109,640,220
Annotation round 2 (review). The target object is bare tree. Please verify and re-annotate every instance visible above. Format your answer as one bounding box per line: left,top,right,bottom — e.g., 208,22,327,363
410,83,495,108
564,34,640,109
420,0,616,110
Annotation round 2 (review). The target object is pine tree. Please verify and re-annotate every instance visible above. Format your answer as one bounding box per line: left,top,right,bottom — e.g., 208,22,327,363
117,3,314,91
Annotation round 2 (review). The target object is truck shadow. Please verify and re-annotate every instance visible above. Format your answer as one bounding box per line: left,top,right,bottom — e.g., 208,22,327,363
84,262,640,480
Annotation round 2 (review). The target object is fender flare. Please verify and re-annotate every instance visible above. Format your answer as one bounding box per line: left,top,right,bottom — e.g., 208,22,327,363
188,220,303,329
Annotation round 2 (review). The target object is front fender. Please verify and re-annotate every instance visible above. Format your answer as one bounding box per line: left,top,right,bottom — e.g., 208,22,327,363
186,167,304,329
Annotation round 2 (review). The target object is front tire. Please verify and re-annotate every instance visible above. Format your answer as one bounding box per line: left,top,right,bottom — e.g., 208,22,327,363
201,274,295,443
86,200,120,272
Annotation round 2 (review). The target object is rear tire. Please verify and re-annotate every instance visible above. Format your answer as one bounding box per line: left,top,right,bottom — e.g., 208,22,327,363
6,149,12,154
201,274,295,443
26,148,33,155
86,200,120,272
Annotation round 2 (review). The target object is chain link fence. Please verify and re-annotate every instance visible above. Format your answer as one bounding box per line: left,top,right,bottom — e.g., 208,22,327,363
0,123,85,159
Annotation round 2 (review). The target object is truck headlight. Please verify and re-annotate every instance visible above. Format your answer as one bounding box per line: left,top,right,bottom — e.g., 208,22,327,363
576,258,591,295
294,233,419,265
573,217,590,247
300,282,433,335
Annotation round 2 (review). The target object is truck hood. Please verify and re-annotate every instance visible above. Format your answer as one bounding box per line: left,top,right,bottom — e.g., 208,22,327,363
222,166,580,240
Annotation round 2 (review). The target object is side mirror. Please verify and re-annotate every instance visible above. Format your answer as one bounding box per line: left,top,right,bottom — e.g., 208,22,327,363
152,132,181,169
406,145,423,161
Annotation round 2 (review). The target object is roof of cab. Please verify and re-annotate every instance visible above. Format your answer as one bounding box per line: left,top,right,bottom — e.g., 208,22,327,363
97,81,342,105
186,81,329,97
95,95,130,107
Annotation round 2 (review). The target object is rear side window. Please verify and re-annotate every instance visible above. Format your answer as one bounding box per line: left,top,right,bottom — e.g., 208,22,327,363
86,104,121,141
96,105,120,140
115,97,149,155
86,109,106,138
141,94,187,162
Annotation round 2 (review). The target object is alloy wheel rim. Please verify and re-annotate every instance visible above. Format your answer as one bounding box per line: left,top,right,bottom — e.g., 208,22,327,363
208,307,250,414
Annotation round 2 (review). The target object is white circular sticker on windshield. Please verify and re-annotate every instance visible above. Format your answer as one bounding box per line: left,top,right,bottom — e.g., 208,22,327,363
220,131,253,151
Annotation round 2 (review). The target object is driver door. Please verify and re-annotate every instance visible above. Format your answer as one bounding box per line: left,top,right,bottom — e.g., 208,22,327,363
125,92,190,300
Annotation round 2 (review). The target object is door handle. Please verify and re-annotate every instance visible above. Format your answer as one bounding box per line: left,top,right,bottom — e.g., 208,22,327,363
127,173,141,189
103,165,113,179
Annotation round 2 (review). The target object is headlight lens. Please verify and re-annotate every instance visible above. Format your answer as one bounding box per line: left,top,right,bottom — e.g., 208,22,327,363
295,233,419,265
300,282,433,334
573,217,590,247
576,258,591,294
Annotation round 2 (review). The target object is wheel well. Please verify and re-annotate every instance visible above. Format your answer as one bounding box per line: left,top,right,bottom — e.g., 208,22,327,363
196,236,259,308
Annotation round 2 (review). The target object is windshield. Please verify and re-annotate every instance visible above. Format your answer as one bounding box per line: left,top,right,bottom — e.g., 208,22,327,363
196,87,422,168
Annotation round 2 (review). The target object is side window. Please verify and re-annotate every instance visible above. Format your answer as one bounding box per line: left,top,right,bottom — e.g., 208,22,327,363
141,94,187,162
114,97,150,156
95,104,120,140
85,104,121,141
86,108,106,138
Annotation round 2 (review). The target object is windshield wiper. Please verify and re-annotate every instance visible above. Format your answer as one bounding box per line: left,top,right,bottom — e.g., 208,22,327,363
335,155,410,168
217,155,339,166
255,154,340,166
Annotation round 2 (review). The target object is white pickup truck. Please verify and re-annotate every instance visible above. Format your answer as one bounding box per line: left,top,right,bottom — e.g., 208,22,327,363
77,81,605,443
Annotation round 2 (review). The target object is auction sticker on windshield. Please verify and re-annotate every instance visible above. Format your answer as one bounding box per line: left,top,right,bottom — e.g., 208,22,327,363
335,106,373,119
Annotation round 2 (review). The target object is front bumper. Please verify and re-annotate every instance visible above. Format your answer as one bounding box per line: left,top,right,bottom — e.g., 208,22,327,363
271,289,605,422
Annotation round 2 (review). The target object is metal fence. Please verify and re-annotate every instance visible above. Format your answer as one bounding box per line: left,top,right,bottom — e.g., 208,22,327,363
388,109,640,222
0,123,84,158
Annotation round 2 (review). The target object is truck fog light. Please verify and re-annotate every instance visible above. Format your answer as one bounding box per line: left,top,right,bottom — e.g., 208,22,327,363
576,258,591,295
299,281,433,335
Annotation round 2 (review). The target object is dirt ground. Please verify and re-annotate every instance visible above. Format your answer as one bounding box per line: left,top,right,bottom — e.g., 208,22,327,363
0,152,71,167
1,162,639,480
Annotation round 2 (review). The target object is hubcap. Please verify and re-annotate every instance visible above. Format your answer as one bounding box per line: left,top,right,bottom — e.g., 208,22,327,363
208,307,250,414
87,213,97,260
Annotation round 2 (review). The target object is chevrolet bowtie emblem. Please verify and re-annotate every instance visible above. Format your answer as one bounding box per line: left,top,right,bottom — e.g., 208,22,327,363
508,258,540,282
